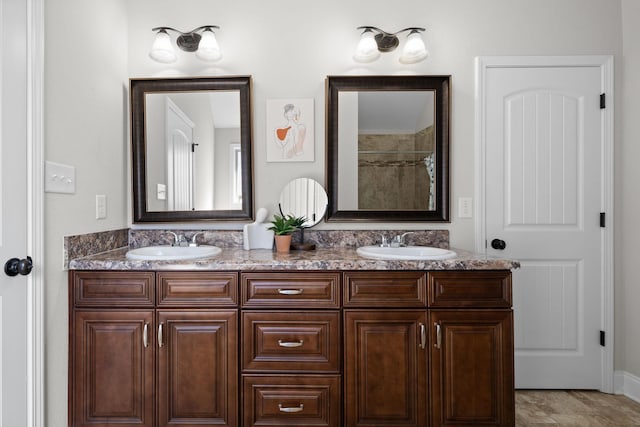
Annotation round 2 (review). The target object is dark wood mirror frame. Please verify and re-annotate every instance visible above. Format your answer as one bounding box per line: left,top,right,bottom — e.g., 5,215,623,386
325,75,450,222
130,76,254,223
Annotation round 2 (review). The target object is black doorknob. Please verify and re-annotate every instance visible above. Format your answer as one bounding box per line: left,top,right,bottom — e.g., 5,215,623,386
4,256,33,277
491,239,506,250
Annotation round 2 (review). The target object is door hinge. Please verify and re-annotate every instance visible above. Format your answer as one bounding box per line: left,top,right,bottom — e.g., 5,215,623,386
600,212,606,228
600,330,605,347
600,93,606,109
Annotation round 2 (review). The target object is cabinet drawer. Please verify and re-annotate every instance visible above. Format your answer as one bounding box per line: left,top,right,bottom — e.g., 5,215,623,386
343,271,427,307
72,271,154,307
242,375,340,427
241,272,340,308
428,270,512,308
242,311,340,372
157,271,238,307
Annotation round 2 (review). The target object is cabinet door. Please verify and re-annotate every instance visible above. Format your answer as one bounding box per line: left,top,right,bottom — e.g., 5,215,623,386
73,311,154,427
157,310,238,427
344,310,428,427
430,310,514,427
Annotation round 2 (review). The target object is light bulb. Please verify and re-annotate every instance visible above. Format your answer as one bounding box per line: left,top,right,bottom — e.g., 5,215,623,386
399,31,428,64
149,30,177,63
196,28,222,62
353,30,381,63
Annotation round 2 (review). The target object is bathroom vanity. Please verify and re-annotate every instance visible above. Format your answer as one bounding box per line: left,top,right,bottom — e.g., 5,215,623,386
67,247,517,427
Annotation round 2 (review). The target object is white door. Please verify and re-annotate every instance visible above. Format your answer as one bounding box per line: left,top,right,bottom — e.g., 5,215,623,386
1,0,32,423
166,98,195,211
477,57,614,390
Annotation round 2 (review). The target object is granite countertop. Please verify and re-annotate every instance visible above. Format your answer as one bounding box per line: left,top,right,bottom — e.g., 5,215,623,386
68,246,520,271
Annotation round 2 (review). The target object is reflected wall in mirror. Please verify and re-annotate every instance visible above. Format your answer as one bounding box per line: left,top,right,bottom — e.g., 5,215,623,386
131,76,253,222
326,75,450,221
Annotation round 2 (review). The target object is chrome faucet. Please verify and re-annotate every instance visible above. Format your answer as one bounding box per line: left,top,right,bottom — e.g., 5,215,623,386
189,231,205,247
391,232,414,248
167,231,188,247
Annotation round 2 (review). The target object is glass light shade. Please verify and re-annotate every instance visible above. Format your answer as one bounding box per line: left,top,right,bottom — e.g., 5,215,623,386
149,30,177,63
196,29,222,62
399,31,428,64
353,30,381,63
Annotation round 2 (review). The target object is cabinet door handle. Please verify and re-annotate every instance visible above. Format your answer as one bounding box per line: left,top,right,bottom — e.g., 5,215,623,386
277,288,303,295
278,339,304,348
419,323,426,349
158,323,164,348
143,323,149,348
278,403,304,413
434,322,442,349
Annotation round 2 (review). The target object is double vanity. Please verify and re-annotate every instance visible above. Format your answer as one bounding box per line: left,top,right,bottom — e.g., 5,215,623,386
68,240,518,427
66,74,517,426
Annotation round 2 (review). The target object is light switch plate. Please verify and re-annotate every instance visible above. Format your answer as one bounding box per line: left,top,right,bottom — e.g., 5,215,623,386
96,195,107,219
157,183,167,200
44,161,76,194
458,197,473,218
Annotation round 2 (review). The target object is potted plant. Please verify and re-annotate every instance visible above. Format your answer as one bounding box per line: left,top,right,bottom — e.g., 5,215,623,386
268,214,302,253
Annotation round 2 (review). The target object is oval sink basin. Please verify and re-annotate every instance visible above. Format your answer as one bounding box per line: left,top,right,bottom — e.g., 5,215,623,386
357,246,457,261
126,245,222,261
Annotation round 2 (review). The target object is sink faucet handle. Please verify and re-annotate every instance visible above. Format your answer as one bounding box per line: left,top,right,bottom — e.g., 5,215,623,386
380,235,389,247
400,231,415,245
166,231,179,246
190,231,205,247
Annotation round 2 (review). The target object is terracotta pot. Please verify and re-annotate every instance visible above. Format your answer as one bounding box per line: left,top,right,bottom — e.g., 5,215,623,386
274,234,293,253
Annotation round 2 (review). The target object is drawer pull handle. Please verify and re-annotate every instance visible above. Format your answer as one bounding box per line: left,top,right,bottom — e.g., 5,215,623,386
278,339,304,348
435,322,441,349
277,288,303,295
143,323,149,348
278,403,304,413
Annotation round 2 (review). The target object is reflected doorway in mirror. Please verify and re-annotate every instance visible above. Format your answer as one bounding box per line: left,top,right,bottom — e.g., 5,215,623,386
266,98,314,162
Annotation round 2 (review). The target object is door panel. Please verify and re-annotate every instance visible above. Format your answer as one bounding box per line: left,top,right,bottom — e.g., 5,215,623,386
344,310,427,427
484,64,603,388
430,310,514,426
157,310,237,427
73,311,154,427
1,0,30,423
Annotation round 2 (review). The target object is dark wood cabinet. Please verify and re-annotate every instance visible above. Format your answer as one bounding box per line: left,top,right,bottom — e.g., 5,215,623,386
429,310,514,427
70,269,514,427
69,271,238,427
240,272,342,426
72,310,154,427
344,310,428,427
157,310,237,427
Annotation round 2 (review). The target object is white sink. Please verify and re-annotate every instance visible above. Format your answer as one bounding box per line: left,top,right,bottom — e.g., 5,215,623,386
126,245,222,261
357,246,457,261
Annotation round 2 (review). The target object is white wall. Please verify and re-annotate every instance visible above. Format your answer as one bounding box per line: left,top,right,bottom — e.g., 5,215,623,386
45,0,637,425
44,0,129,425
618,0,640,378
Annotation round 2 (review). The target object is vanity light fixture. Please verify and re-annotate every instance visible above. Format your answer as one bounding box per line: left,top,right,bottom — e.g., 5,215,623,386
353,26,428,64
149,26,222,64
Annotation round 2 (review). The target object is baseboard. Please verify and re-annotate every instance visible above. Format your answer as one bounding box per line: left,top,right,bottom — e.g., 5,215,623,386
614,370,640,403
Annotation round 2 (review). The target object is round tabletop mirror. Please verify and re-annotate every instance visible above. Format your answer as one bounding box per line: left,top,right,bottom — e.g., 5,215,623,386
278,178,328,228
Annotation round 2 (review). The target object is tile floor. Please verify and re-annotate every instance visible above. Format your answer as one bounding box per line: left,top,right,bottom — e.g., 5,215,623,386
516,390,640,426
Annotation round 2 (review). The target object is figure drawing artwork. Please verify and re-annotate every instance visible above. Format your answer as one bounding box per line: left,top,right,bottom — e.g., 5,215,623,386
266,98,314,162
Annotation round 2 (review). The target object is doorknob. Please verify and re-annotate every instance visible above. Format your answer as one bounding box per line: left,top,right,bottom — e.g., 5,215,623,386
4,256,33,276
491,239,506,250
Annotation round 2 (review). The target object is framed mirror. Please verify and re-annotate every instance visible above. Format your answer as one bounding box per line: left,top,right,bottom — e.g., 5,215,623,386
325,75,450,221
130,76,253,222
